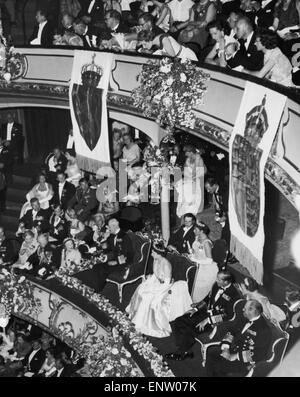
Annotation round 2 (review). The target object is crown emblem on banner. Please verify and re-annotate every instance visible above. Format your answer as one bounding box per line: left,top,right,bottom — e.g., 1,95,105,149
81,53,103,87
244,94,269,146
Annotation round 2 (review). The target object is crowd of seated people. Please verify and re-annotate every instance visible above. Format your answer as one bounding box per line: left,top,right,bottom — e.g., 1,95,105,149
0,124,299,376
0,317,83,377
22,0,300,87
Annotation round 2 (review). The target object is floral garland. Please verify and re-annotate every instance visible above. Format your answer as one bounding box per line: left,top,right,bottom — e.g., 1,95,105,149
55,271,174,377
0,269,41,317
132,57,210,130
56,255,101,277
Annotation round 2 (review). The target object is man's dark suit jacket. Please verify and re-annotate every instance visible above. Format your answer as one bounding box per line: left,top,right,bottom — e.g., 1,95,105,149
256,0,276,27
168,225,195,254
79,0,105,25
19,208,50,231
81,26,101,48
0,122,23,149
0,238,14,264
98,22,131,41
104,229,134,265
227,32,264,71
52,180,76,210
219,314,272,363
49,213,68,243
205,282,241,320
24,349,46,374
29,21,54,47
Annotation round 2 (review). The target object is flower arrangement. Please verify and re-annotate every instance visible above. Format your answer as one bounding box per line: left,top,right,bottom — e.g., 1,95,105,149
132,57,210,131
55,271,174,377
0,269,41,317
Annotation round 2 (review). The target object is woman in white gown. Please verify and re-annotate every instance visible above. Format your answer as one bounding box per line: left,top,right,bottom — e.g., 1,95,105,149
65,152,82,187
20,174,53,218
60,238,82,273
0,328,16,360
176,145,206,219
126,240,192,338
188,223,218,303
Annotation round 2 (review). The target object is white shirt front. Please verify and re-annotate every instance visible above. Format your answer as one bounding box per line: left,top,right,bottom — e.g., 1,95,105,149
28,349,40,369
32,210,38,220
6,122,13,141
56,368,64,377
245,31,254,51
58,182,65,200
88,0,96,14
183,225,193,237
214,283,231,302
66,134,74,149
241,315,260,334
168,0,194,22
48,156,56,172
30,21,47,45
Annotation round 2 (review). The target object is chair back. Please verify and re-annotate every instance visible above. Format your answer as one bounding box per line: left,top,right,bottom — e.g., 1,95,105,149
212,239,228,270
126,231,151,280
7,237,22,263
166,252,197,294
264,320,289,365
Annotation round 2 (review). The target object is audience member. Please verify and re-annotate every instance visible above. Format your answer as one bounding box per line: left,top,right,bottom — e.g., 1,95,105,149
12,230,38,269
205,300,272,376
165,270,240,360
0,112,23,164
23,339,45,377
52,171,76,210
0,226,14,266
20,174,53,219
29,9,54,47
65,152,83,188
0,140,14,185
168,212,196,254
49,205,68,244
36,348,56,377
126,240,192,337
0,163,6,212
68,178,98,222
19,198,50,233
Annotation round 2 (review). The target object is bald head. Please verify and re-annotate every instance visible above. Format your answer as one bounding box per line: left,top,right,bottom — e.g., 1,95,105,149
243,299,263,320
236,17,253,40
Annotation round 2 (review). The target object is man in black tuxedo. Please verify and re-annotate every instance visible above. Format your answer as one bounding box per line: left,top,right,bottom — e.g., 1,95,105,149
253,0,276,28
0,140,14,185
1,112,24,163
0,226,14,266
51,171,76,211
206,299,272,376
19,198,50,232
24,340,46,376
49,204,68,244
73,19,100,48
138,12,165,38
165,271,240,360
29,9,54,47
167,213,196,254
98,10,130,42
44,147,68,185
205,177,230,246
226,17,264,71
78,0,105,28
52,357,72,377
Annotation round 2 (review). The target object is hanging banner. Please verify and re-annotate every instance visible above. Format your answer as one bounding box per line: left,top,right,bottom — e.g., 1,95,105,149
229,82,286,284
69,50,113,172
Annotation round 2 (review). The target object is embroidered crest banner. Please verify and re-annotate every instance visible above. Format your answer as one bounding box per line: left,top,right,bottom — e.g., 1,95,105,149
229,82,286,284
69,50,113,172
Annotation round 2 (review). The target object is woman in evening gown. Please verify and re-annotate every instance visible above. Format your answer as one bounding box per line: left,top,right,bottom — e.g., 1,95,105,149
126,240,192,338
189,223,218,303
20,174,53,218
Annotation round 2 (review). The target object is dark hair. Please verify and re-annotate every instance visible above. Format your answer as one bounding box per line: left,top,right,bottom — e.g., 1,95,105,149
194,222,210,236
183,213,196,223
243,277,259,292
37,9,47,18
30,197,39,205
46,348,55,357
206,19,226,33
137,29,155,42
106,10,121,22
79,177,88,184
183,144,196,153
218,270,232,283
139,12,154,25
285,288,300,303
256,28,278,49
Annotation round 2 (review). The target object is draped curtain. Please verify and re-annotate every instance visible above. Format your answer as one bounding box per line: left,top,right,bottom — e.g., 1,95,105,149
24,107,71,161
